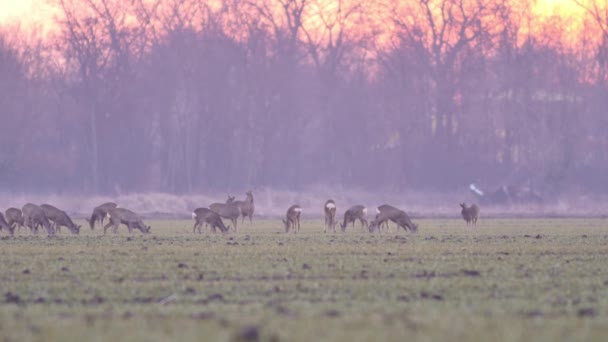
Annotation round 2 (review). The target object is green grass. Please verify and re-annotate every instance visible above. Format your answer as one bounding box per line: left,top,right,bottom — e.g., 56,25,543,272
1,218,608,341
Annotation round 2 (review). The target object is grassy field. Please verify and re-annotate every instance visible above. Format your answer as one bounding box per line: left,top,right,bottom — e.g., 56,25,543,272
1,218,608,342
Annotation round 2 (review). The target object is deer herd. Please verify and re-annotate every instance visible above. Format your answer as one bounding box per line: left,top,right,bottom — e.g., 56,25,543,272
0,190,480,236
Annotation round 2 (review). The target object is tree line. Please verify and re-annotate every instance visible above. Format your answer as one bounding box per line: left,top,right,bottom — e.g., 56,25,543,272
1,0,607,197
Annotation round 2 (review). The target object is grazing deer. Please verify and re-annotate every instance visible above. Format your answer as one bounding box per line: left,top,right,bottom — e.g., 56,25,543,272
40,204,81,234
5,208,24,231
369,205,418,233
88,202,118,230
460,203,480,226
0,212,15,236
21,203,54,235
201,210,230,233
232,191,255,224
340,205,368,232
283,205,302,233
375,204,395,231
192,207,213,233
103,208,151,235
210,197,240,232
324,200,337,233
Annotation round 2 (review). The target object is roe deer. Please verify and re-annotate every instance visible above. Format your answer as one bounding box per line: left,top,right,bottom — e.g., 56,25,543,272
103,208,150,235
0,212,15,235
460,203,480,226
5,208,24,231
40,204,81,234
369,205,418,233
22,203,54,235
232,191,255,224
375,204,396,231
192,207,213,233
283,205,302,233
201,210,230,233
88,202,118,230
324,200,337,233
210,197,240,232
340,205,368,232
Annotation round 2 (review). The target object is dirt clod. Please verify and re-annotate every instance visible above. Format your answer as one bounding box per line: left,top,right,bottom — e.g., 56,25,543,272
236,326,260,341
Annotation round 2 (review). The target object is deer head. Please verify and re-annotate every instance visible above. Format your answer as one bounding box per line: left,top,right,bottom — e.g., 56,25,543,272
282,219,289,232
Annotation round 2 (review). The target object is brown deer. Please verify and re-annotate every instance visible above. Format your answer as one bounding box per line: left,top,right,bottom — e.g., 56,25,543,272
192,207,213,233
40,204,81,234
375,204,395,231
5,208,24,231
283,205,302,233
201,210,230,233
88,202,118,230
340,205,368,232
232,191,255,223
210,196,240,232
0,212,15,236
103,208,151,234
369,205,418,233
324,199,337,233
460,203,480,226
21,203,54,235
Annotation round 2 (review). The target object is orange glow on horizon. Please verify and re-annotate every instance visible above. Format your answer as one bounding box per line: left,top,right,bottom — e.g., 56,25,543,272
0,0,603,49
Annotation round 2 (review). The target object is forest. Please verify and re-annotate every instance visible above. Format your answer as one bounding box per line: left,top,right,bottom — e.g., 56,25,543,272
0,0,607,198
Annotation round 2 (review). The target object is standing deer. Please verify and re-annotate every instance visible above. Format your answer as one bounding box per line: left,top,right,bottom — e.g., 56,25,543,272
232,191,255,223
324,200,337,233
369,205,418,233
40,204,81,234
0,212,15,235
103,208,151,235
210,197,240,232
340,205,368,232
460,203,480,226
21,203,54,235
5,208,24,231
283,205,302,233
88,202,118,230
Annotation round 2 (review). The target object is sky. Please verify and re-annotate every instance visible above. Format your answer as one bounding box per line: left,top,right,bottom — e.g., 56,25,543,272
0,0,589,26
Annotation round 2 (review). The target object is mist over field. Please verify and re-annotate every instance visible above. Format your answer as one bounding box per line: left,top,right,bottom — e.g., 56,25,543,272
1,0,608,217
0,188,605,220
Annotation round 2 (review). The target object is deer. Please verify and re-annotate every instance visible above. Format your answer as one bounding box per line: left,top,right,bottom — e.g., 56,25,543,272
369,205,418,233
283,205,302,233
340,205,368,232
5,208,24,231
232,191,255,224
210,196,240,232
103,208,151,235
201,210,230,233
192,207,213,233
460,203,480,226
323,199,337,233
375,204,395,232
40,204,81,234
88,202,118,230
21,203,54,235
0,212,15,236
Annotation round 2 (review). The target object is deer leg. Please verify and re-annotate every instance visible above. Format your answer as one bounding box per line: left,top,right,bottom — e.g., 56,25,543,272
103,221,113,235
